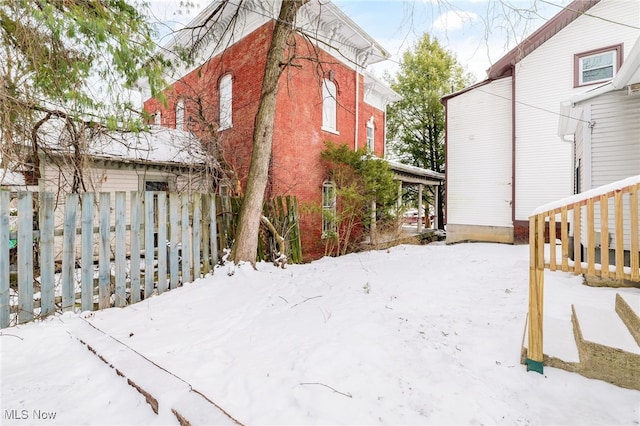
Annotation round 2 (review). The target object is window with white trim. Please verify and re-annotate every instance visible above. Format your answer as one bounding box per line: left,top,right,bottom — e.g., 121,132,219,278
322,79,337,132
575,45,622,87
219,74,233,130
175,100,184,131
154,110,161,126
322,180,336,237
366,116,374,152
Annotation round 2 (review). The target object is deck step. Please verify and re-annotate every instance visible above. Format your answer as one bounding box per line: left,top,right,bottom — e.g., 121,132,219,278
616,293,640,347
571,304,640,390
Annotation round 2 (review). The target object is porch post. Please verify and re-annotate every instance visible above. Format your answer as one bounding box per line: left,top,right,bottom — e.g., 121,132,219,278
526,214,544,373
434,184,440,230
397,181,403,210
416,184,423,233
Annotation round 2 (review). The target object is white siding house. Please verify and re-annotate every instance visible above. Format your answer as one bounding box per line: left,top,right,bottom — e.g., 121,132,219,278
443,0,640,244
446,77,513,243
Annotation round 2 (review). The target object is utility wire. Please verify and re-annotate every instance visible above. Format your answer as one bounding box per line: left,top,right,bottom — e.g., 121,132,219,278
539,0,640,30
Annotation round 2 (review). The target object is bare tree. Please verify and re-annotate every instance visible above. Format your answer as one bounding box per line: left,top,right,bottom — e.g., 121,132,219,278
230,0,309,266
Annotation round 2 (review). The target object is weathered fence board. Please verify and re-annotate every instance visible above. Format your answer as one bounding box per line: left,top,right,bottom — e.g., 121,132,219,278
17,192,34,324
193,193,201,280
170,193,180,290
1,190,300,329
115,192,127,307
130,192,141,304
61,193,78,312
182,194,192,284
0,191,9,328
81,193,94,311
39,192,55,317
157,192,168,294
145,191,155,299
99,192,111,310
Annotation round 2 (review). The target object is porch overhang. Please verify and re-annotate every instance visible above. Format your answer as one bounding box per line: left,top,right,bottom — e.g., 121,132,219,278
386,160,444,186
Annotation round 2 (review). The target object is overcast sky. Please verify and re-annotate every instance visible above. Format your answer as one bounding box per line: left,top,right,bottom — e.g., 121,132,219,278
144,0,573,82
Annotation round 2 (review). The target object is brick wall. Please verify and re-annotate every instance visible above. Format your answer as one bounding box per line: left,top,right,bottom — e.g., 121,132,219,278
145,22,389,261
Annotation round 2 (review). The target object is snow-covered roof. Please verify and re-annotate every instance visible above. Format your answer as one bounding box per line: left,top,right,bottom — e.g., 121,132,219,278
386,160,444,185
34,121,206,166
87,126,206,166
0,169,25,186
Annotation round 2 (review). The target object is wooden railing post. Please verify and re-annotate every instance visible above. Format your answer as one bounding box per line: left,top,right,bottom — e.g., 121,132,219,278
527,215,544,373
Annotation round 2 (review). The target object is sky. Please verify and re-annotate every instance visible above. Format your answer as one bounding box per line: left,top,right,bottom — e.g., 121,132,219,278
144,0,573,82
2,242,639,424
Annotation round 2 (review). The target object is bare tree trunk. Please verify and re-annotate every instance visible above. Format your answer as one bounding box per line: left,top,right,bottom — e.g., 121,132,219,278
230,0,308,266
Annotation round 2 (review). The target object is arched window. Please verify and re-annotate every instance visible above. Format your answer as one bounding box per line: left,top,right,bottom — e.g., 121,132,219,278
322,180,337,237
219,74,233,130
175,100,184,131
322,79,337,132
154,110,161,126
366,116,375,152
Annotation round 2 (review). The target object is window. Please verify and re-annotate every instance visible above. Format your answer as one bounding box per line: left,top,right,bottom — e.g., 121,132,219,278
322,180,336,237
366,116,374,152
154,110,161,126
574,45,622,87
219,74,232,130
322,79,337,132
175,100,184,131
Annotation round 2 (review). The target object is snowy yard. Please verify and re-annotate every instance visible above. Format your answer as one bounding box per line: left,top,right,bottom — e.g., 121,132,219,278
1,243,639,425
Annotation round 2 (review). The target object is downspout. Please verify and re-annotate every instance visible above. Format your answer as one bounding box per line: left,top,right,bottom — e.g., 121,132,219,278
354,65,360,151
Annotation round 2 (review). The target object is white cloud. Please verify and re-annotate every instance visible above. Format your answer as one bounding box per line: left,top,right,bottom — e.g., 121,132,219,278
432,10,479,32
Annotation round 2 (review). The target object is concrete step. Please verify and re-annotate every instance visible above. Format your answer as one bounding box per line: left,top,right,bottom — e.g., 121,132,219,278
63,316,241,425
571,304,640,390
616,292,640,347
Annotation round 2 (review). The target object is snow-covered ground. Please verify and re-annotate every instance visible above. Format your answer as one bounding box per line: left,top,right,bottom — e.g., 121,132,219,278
1,243,639,425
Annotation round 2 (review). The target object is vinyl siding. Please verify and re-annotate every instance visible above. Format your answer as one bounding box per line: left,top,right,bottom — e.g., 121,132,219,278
590,90,640,187
577,89,640,250
514,0,640,219
447,78,513,228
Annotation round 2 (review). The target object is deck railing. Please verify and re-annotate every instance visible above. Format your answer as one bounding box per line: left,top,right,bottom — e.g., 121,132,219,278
526,175,640,373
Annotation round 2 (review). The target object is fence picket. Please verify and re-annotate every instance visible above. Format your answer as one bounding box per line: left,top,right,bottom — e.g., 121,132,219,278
144,192,156,299
115,192,127,307
157,192,168,294
182,194,192,284
193,193,201,280
17,192,34,324
81,193,95,311
39,192,55,318
169,193,180,289
99,192,111,310
210,194,218,270
0,191,9,328
130,192,142,304
61,193,79,312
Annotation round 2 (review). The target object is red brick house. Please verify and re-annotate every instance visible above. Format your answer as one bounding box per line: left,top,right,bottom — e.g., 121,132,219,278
143,1,400,261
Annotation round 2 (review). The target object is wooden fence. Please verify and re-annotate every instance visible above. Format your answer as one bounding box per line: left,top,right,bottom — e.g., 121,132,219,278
526,176,640,373
0,191,303,329
0,190,222,329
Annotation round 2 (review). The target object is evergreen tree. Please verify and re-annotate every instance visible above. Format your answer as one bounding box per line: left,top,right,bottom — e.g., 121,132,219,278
386,34,474,228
